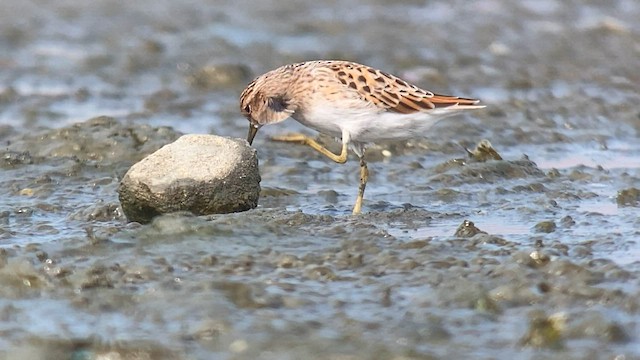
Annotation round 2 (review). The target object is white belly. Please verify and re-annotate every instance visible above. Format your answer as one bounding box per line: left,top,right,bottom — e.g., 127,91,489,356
293,104,455,143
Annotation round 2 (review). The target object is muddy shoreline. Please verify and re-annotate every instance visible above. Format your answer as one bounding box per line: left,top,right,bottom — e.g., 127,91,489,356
1,1,639,359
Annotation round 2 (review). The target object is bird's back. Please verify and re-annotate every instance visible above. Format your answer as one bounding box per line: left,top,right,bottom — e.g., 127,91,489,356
286,60,485,142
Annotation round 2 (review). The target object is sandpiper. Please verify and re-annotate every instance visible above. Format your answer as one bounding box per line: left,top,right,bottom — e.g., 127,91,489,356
240,60,484,214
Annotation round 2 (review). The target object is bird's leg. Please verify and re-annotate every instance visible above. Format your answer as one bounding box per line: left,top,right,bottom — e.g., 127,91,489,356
352,156,368,215
271,133,348,164
274,131,364,214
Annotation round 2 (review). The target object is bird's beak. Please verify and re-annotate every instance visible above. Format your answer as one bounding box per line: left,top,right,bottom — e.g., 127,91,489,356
247,123,260,145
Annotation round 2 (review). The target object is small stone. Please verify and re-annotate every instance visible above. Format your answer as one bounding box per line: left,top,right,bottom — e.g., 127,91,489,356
118,134,260,223
465,139,503,162
520,311,566,349
534,220,556,233
19,188,34,196
529,250,550,267
454,220,487,238
616,187,640,207
560,215,575,227
277,254,300,268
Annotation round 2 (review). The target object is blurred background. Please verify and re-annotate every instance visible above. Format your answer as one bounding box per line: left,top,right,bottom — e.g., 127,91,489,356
2,0,638,141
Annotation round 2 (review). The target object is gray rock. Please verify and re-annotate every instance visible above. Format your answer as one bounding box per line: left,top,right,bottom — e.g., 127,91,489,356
118,134,260,223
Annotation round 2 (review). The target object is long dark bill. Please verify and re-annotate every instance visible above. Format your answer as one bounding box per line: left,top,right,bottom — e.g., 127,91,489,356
247,124,260,145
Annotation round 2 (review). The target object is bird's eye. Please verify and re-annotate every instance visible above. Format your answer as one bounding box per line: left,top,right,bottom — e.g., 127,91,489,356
243,104,251,114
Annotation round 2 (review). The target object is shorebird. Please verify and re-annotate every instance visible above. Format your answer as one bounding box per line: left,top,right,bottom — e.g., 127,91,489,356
240,60,484,214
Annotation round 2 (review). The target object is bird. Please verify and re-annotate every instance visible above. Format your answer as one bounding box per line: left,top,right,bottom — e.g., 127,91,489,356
239,60,485,215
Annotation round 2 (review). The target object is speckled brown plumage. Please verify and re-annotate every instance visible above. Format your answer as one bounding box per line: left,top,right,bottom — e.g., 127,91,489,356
239,60,485,214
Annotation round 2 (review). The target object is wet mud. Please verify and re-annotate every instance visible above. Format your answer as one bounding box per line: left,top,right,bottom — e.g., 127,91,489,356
0,0,639,359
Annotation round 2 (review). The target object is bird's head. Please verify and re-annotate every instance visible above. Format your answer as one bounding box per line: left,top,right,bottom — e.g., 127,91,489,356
240,71,295,145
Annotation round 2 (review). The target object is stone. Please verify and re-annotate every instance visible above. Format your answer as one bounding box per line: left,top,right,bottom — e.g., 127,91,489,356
454,219,487,238
616,187,640,207
533,220,557,233
118,134,260,223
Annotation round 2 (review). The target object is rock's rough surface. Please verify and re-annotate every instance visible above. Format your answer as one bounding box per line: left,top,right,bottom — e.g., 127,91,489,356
118,134,260,223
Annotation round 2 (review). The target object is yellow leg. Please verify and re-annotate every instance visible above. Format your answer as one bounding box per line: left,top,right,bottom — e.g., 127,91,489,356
273,132,368,215
271,133,348,164
352,157,368,215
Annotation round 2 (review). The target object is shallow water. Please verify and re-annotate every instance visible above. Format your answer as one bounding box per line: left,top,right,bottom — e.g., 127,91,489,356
1,0,640,359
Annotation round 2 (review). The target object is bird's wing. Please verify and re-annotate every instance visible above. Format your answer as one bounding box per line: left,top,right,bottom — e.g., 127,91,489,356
327,62,481,114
